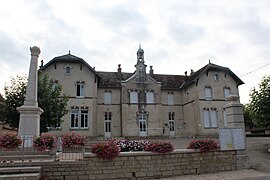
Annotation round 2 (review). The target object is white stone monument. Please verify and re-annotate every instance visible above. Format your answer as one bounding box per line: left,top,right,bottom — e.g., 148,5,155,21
17,46,44,144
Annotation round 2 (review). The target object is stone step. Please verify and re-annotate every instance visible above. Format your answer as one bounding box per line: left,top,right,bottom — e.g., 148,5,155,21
0,172,40,180
0,167,41,180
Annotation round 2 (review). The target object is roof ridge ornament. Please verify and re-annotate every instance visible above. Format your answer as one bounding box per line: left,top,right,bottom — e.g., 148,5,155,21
69,50,71,55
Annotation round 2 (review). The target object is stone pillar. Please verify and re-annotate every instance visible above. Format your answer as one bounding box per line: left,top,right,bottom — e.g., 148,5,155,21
225,95,245,129
17,46,44,139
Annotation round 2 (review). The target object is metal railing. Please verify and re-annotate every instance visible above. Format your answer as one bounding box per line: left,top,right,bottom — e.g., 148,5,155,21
0,136,85,162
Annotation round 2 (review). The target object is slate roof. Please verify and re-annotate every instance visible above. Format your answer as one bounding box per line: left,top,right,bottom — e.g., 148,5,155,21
40,53,100,78
96,72,134,87
181,62,244,88
151,74,186,89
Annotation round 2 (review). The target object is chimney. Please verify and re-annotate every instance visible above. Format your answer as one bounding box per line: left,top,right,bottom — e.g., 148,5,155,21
184,71,187,76
149,66,154,76
117,64,122,79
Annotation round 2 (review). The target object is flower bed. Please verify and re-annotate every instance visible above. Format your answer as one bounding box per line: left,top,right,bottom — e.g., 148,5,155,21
91,141,120,160
61,132,86,148
0,134,22,150
33,134,57,151
187,139,219,152
91,140,175,160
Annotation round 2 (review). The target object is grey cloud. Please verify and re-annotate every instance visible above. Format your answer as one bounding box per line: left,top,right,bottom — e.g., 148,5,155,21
87,4,151,41
0,31,27,66
168,23,204,45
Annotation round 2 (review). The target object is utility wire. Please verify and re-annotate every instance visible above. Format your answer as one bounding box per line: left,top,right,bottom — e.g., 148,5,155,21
240,62,270,77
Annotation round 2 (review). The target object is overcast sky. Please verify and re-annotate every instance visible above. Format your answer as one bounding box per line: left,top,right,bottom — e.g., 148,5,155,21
1,0,270,104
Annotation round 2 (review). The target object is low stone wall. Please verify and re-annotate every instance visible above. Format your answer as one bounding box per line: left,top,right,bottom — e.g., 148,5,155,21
0,149,249,179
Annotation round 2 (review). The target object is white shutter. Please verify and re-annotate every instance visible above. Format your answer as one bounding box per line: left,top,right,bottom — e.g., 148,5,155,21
224,88,230,99
203,110,210,128
210,110,218,128
130,91,138,103
167,94,174,105
146,92,154,103
204,87,212,100
104,92,112,104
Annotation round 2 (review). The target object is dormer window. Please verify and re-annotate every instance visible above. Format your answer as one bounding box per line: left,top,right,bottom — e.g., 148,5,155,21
214,73,219,82
64,65,72,75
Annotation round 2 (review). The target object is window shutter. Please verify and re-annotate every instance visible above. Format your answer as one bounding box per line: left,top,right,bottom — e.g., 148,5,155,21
130,91,138,103
210,110,218,128
168,94,174,105
203,110,210,128
146,92,154,103
104,92,112,104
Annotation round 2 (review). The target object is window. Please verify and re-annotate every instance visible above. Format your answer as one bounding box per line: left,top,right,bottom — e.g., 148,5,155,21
214,73,219,81
203,108,218,128
104,112,112,133
204,86,212,100
169,112,175,132
76,82,84,97
224,87,231,99
130,91,138,103
70,108,88,129
71,109,79,128
167,92,174,105
80,109,88,128
52,80,59,91
104,91,112,105
146,91,154,103
64,65,72,75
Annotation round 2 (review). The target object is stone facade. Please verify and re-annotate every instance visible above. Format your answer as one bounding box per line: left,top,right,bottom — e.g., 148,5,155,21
40,47,244,138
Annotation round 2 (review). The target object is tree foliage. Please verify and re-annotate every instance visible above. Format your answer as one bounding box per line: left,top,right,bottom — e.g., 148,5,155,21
0,75,27,128
0,74,68,133
246,75,270,128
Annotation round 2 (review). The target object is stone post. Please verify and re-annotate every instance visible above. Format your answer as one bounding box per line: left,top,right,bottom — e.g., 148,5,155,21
17,46,44,141
225,95,250,169
225,95,245,129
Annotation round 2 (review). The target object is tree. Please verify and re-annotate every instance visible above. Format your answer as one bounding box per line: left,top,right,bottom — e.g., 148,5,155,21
243,104,256,129
247,75,270,128
0,75,68,133
0,75,27,128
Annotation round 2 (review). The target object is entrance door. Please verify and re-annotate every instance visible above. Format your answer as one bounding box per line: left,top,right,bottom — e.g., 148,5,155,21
139,112,147,136
169,120,175,136
104,112,112,138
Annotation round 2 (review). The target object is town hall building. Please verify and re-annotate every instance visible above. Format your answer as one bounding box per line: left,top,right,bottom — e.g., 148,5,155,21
39,46,244,138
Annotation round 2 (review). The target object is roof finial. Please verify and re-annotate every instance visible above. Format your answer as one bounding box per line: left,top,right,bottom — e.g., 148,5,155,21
209,59,211,64
69,50,71,55
139,43,141,49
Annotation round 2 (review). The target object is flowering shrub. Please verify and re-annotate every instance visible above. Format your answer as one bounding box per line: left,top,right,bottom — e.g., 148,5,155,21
187,139,219,152
33,134,57,151
61,132,86,148
113,140,152,152
144,142,174,153
0,134,22,150
91,141,120,160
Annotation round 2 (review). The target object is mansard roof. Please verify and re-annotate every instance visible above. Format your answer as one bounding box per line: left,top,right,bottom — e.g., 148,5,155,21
40,53,99,78
181,62,244,88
